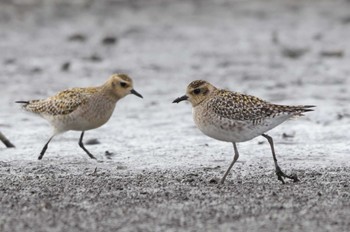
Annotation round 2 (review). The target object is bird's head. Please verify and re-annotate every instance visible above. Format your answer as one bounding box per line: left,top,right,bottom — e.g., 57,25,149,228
105,74,143,99
173,80,215,107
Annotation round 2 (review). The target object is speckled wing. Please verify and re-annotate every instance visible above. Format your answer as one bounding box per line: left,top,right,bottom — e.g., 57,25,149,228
21,87,97,116
208,90,313,123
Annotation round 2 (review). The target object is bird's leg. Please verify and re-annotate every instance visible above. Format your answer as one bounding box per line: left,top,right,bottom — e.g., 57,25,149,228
78,131,96,159
220,142,240,184
0,131,15,148
262,134,299,184
38,136,55,160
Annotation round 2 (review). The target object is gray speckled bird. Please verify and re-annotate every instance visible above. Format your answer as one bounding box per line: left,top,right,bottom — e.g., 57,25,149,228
173,80,314,184
16,74,143,160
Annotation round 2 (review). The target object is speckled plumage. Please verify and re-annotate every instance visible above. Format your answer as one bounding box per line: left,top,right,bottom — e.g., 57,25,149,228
173,80,314,184
17,74,143,160
209,90,311,121
23,87,100,116
185,80,313,142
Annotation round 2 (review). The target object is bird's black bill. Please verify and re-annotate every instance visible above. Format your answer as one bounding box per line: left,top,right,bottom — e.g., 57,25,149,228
15,101,29,104
172,95,188,103
130,89,143,98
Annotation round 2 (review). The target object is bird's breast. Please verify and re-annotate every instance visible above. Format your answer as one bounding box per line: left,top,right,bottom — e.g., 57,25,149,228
192,105,290,142
47,97,117,133
78,98,117,129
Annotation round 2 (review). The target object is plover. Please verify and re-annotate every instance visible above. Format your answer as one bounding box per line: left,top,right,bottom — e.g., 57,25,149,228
17,74,143,160
173,80,314,184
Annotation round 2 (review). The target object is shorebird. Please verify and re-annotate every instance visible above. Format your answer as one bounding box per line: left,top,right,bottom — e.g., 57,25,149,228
16,74,143,160
173,80,314,184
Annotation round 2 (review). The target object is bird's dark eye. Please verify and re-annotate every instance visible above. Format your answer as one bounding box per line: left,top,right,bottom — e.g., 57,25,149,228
120,82,127,87
193,88,201,95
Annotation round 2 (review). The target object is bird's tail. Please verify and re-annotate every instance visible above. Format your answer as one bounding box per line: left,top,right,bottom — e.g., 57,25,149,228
290,105,315,117
295,105,315,112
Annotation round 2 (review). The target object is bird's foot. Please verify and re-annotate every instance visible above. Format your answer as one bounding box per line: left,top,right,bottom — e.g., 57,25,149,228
275,165,299,184
88,154,97,159
207,177,220,185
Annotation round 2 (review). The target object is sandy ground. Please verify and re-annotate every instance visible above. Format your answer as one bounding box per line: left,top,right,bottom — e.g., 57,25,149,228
0,0,350,231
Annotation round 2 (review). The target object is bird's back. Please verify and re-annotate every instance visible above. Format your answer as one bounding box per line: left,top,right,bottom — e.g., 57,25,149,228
18,87,99,116
210,90,311,120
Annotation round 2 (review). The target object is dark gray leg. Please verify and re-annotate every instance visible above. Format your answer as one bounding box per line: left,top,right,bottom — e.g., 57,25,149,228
79,131,96,159
0,131,15,148
262,134,299,184
220,142,239,184
38,136,55,160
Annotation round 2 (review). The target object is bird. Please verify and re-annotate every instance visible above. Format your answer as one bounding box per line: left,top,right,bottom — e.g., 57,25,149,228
173,80,314,184
16,74,143,160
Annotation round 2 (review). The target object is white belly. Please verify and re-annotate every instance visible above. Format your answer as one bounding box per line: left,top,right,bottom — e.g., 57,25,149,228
193,108,291,142
43,100,116,134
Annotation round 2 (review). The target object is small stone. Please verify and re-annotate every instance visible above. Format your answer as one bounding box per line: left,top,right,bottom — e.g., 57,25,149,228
282,132,295,138
281,47,308,59
102,36,118,45
319,50,344,58
85,138,100,145
68,33,86,42
105,150,115,159
86,54,102,62
61,62,70,71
